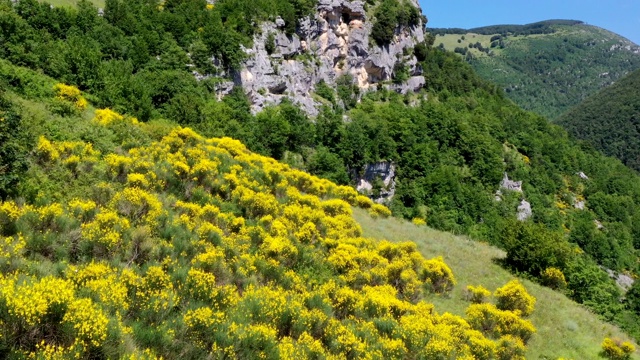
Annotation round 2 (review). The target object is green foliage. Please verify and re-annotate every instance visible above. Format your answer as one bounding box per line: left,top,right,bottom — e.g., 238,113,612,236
0,0,319,125
336,74,359,110
306,146,349,185
626,282,640,315
245,99,314,160
265,32,276,55
558,69,640,172
0,91,30,200
429,20,584,37
392,62,410,84
500,221,572,277
3,0,640,346
371,0,420,45
315,80,336,104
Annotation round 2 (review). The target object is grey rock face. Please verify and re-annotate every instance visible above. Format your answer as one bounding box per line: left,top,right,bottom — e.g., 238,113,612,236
356,162,396,204
603,268,635,291
232,0,426,115
517,199,532,221
500,173,523,192
495,172,532,220
391,76,425,95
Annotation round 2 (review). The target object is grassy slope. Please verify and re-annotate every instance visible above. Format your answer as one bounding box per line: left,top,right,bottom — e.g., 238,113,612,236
353,208,639,360
434,24,640,120
44,0,105,8
435,33,496,58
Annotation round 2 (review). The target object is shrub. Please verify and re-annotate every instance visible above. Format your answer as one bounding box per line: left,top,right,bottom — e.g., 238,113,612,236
496,335,526,360
421,256,456,293
369,203,392,218
355,195,374,209
601,338,635,360
411,217,426,226
466,303,536,343
494,280,536,316
321,199,352,217
265,32,276,55
464,285,491,304
541,267,567,290
315,80,335,104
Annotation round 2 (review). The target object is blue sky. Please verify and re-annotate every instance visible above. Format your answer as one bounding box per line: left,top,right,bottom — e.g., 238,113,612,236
419,0,640,44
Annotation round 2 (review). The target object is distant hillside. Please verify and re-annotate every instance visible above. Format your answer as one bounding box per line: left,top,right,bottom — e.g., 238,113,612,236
429,19,584,37
429,21,640,120
557,69,640,171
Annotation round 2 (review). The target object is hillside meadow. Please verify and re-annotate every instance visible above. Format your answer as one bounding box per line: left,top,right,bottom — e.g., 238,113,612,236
44,0,105,8
356,208,639,359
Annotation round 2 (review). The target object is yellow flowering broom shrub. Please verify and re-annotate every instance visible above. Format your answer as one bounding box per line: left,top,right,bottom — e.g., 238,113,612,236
466,303,537,343
54,83,87,111
602,337,636,360
464,285,492,304
494,279,536,316
541,267,567,290
0,126,543,358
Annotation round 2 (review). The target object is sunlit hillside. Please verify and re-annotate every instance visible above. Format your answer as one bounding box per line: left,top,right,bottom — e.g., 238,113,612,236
2,1,640,358
0,78,636,358
431,21,640,120
355,209,640,359
0,84,549,358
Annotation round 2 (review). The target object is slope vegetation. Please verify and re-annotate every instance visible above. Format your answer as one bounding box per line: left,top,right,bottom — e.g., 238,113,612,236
355,208,639,360
557,69,640,172
0,83,552,358
0,73,636,358
3,0,640,351
430,21,640,119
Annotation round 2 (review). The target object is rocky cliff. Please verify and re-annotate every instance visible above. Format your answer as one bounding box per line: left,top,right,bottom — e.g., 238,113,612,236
233,0,427,115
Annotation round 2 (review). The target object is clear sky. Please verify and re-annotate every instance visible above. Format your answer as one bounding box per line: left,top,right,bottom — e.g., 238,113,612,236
419,0,640,44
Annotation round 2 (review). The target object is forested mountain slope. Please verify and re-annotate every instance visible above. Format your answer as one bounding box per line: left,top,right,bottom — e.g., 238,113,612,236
1,0,640,356
0,60,637,359
558,68,640,172
430,20,640,120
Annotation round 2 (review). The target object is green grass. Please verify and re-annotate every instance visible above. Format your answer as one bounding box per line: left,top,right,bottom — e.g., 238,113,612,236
436,33,497,58
353,208,640,360
44,0,105,8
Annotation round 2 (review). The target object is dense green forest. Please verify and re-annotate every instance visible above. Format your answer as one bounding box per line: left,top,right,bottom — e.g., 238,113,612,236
558,68,640,172
2,0,640,348
430,22,640,120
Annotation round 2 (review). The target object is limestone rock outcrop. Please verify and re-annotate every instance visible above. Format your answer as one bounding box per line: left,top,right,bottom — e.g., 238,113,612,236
232,0,426,115
356,161,396,204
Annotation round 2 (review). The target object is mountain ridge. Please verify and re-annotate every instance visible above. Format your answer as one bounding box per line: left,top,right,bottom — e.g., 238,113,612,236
429,19,640,120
